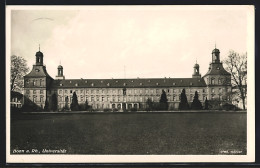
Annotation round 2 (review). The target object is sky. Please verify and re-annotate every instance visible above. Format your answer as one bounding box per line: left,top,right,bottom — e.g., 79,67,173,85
9,5,252,79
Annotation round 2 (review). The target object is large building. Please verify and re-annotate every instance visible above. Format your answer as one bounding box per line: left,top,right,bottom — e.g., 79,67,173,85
23,47,232,111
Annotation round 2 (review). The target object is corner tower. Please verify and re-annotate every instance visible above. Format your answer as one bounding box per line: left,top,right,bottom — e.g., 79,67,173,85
24,47,54,109
203,47,232,102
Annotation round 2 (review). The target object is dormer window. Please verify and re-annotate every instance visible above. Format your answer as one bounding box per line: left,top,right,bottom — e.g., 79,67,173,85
140,83,143,85
107,83,110,86
148,80,150,82
60,83,63,86
116,80,118,83
131,80,134,82
123,83,126,86
85,80,88,83
190,82,193,85
156,83,159,85
75,83,78,86
101,80,103,83
91,83,94,87
173,83,176,85
70,81,72,83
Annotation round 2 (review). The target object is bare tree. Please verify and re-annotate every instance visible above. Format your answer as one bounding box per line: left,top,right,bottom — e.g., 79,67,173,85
224,50,247,110
11,55,29,92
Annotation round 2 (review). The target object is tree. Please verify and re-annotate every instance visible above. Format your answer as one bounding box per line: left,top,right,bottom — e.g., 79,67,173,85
179,89,190,110
51,93,58,111
191,91,203,110
159,90,168,110
85,99,90,111
11,55,29,92
204,97,209,110
70,92,79,111
44,99,49,111
146,98,153,111
224,50,247,110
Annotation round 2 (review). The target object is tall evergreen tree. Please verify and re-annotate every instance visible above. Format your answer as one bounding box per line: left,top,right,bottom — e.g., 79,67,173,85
44,99,49,111
179,89,190,110
85,99,90,110
159,90,168,110
70,92,79,111
204,97,209,110
191,91,203,110
51,93,58,111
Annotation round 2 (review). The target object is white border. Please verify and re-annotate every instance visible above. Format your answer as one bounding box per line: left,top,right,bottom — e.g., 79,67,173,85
6,5,255,163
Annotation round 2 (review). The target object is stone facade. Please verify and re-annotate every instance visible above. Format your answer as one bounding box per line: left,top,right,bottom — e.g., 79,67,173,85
23,47,232,111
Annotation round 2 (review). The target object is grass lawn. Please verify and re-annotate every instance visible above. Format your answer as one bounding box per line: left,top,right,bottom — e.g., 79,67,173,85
11,112,246,155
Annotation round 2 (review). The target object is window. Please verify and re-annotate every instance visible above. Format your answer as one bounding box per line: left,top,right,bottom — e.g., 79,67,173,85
146,89,148,94
40,90,43,94
26,90,30,94
97,96,99,101
33,96,36,102
135,89,137,94
65,90,68,94
203,89,205,93
33,90,36,94
211,95,215,99
33,80,36,86
212,88,215,93
218,78,222,84
219,88,222,93
80,90,83,94
59,90,62,94
81,96,83,102
173,96,175,101
211,78,215,85
102,97,104,102
91,97,94,102
40,96,43,102
70,90,72,94
190,95,193,101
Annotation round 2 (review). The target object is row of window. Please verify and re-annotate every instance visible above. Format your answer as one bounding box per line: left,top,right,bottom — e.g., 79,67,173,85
58,94,210,103
26,79,45,86
26,89,45,94
57,88,210,95
208,77,230,85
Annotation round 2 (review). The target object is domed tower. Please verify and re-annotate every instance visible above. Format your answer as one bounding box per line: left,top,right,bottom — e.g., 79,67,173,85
35,48,44,65
56,64,65,80
192,61,201,78
24,46,54,109
212,48,220,63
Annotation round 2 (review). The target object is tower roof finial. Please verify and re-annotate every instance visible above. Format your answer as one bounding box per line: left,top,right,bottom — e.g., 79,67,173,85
39,44,40,51
215,41,216,49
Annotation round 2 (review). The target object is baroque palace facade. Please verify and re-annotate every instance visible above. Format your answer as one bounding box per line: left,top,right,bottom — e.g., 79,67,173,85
24,47,232,110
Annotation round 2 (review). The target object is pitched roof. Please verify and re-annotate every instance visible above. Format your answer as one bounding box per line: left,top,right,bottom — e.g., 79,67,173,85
24,65,53,79
51,78,207,88
203,63,231,76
